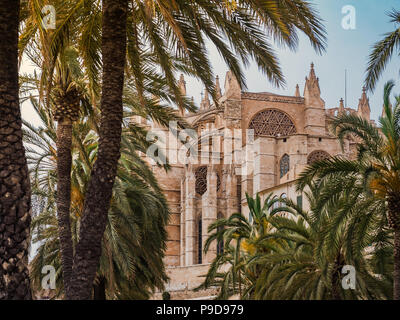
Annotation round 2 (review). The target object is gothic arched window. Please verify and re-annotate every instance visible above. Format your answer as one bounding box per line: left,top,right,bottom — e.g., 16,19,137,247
237,181,242,214
249,109,296,137
216,172,221,192
280,154,290,178
195,166,220,195
307,150,330,165
195,166,208,195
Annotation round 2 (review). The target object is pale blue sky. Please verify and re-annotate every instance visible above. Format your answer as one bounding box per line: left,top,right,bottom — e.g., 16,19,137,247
186,0,400,122
21,0,400,124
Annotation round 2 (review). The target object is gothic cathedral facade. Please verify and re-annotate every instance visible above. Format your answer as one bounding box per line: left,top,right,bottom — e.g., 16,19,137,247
141,64,372,299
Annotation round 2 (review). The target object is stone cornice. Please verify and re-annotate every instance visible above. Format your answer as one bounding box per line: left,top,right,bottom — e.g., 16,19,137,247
241,92,305,105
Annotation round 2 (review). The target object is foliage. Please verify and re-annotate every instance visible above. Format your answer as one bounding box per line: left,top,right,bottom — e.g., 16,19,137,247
197,193,284,299
20,0,327,102
365,9,400,91
23,75,179,299
202,83,400,300
19,0,329,299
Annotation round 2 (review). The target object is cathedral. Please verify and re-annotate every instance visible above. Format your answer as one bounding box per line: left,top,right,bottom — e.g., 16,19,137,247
142,64,372,299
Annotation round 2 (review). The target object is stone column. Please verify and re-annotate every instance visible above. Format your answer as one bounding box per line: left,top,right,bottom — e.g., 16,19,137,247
240,138,254,210
202,167,218,263
180,178,185,266
226,166,238,217
253,137,276,195
185,169,196,266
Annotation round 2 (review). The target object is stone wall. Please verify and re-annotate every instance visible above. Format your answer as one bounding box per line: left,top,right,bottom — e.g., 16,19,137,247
152,264,217,300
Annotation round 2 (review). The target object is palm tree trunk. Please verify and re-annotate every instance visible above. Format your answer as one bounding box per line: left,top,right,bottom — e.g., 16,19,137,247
69,0,128,299
387,195,400,300
0,0,32,300
394,229,400,300
56,119,74,299
93,276,106,300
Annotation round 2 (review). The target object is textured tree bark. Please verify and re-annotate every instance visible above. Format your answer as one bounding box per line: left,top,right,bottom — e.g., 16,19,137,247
0,0,32,300
56,120,74,299
92,276,106,300
394,229,400,300
387,194,400,300
69,0,128,299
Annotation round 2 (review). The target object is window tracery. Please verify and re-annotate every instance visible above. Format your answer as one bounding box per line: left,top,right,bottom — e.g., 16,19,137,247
249,109,296,137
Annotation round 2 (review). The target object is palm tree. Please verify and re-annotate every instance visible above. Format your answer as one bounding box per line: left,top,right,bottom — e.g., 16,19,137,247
20,13,196,296
305,173,394,297
20,0,327,99
199,193,283,299
197,243,248,300
21,0,328,299
25,95,170,299
201,186,392,300
254,181,391,300
365,9,400,91
21,47,189,299
52,59,82,298
297,81,400,299
0,0,32,299
20,1,97,298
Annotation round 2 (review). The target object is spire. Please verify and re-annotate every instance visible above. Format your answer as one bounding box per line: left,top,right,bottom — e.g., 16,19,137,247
178,74,186,96
357,86,371,120
339,98,345,114
215,75,222,100
304,62,321,98
204,89,210,108
303,62,326,135
200,88,210,110
310,62,316,78
224,70,241,99
295,84,300,97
